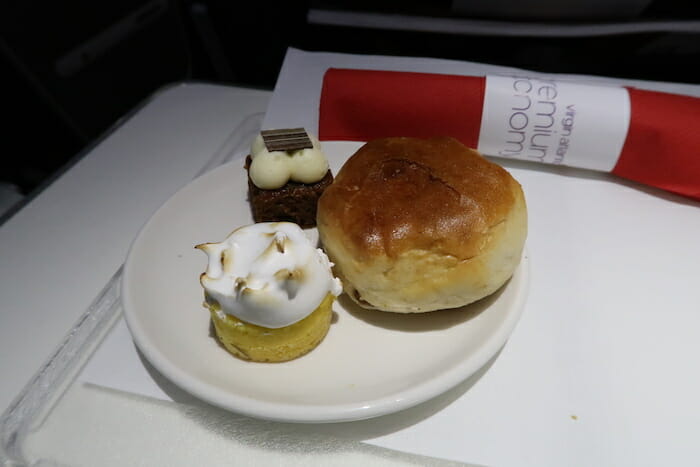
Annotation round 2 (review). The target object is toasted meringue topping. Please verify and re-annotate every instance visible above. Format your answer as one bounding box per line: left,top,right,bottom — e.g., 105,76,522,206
196,222,342,328
248,132,329,189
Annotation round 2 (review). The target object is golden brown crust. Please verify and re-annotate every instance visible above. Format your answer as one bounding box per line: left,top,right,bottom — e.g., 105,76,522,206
319,137,518,261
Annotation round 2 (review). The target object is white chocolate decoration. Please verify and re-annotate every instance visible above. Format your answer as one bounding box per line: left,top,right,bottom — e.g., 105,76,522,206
248,132,329,189
196,222,342,328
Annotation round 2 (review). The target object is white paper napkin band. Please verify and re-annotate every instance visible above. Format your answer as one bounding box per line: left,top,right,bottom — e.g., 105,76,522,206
478,74,631,172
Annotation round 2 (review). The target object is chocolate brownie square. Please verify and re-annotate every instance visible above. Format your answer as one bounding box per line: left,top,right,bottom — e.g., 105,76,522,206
245,156,333,228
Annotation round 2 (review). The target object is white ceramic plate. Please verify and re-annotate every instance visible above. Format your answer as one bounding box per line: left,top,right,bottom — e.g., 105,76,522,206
122,142,529,423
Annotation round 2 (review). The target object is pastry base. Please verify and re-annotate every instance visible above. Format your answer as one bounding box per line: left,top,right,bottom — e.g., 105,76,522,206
209,294,334,363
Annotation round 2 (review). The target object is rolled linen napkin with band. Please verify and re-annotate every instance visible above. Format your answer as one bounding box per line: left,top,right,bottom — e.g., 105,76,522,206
319,68,700,201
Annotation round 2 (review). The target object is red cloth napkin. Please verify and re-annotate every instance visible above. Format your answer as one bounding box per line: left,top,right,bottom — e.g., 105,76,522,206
319,68,700,201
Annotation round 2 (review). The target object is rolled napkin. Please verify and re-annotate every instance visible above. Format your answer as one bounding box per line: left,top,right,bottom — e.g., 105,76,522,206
319,68,700,201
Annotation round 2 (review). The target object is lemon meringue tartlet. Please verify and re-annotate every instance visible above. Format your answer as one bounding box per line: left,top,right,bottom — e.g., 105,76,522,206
196,222,342,362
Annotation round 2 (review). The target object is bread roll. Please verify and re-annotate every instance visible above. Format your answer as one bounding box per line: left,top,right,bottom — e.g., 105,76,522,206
317,137,527,313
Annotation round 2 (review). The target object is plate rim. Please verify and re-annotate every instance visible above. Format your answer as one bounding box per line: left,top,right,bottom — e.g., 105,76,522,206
122,155,530,423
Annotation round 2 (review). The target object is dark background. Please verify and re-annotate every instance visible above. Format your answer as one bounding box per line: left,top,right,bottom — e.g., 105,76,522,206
2,0,699,199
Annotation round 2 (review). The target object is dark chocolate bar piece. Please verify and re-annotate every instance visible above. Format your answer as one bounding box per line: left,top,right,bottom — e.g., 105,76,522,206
261,128,313,152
